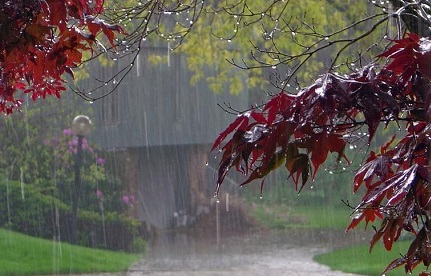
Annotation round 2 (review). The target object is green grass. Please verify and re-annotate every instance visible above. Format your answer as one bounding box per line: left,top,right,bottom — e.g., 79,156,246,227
314,241,423,276
249,202,352,230
0,228,142,276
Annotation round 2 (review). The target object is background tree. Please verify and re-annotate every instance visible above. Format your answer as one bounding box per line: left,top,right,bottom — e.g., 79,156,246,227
212,1,431,275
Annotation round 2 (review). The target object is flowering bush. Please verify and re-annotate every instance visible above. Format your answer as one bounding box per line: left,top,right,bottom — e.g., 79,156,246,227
47,128,108,211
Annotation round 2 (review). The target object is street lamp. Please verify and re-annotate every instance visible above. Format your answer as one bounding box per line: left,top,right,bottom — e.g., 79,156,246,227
70,115,91,244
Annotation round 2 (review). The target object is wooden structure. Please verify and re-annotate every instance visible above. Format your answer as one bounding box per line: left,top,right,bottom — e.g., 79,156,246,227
90,46,249,229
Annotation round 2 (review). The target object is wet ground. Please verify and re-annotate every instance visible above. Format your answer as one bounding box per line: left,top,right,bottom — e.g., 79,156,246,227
124,228,369,276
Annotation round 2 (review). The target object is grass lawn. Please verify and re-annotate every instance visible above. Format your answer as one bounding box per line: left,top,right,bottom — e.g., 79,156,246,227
314,240,423,276
248,201,426,275
249,201,352,230
246,199,431,275
0,228,142,276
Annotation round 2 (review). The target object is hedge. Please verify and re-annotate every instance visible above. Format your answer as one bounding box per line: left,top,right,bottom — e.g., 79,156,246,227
0,180,146,252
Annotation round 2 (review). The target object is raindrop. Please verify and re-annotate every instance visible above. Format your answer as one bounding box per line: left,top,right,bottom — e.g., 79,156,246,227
205,161,209,166
227,39,232,43
271,65,277,69
259,195,263,200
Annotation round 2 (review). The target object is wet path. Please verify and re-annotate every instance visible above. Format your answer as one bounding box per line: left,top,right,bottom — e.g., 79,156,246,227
126,229,368,276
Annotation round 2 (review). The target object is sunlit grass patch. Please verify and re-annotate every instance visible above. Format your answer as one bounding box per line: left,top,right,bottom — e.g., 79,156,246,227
0,228,142,276
314,241,422,276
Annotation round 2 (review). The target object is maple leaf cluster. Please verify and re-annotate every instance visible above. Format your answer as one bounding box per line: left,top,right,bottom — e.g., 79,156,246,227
213,33,431,275
0,0,124,114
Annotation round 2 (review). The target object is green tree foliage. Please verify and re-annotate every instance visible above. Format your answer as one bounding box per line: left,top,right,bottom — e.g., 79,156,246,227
143,1,383,95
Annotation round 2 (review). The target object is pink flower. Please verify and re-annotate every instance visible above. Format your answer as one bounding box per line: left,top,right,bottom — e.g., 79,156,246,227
96,157,106,165
81,138,88,149
121,195,130,206
121,194,136,207
71,137,78,146
96,190,104,199
63,128,73,136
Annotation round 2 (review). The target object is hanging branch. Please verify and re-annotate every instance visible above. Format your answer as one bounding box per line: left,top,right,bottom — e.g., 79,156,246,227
212,2,431,275
71,0,205,101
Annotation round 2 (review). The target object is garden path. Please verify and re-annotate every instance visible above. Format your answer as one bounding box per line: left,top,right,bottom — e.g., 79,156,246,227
126,229,367,276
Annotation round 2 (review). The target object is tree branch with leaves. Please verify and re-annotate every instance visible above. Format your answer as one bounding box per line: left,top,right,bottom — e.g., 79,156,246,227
212,1,431,275
0,0,126,114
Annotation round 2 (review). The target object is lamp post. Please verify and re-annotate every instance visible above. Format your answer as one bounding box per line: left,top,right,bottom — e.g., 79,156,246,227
71,115,91,244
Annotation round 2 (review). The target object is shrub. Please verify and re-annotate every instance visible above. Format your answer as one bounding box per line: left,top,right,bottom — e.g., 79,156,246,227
130,237,148,253
0,179,146,252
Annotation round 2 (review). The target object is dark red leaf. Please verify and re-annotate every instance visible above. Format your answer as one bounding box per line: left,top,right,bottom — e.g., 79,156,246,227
353,153,391,192
382,257,407,275
212,115,249,151
250,110,267,124
285,153,310,190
